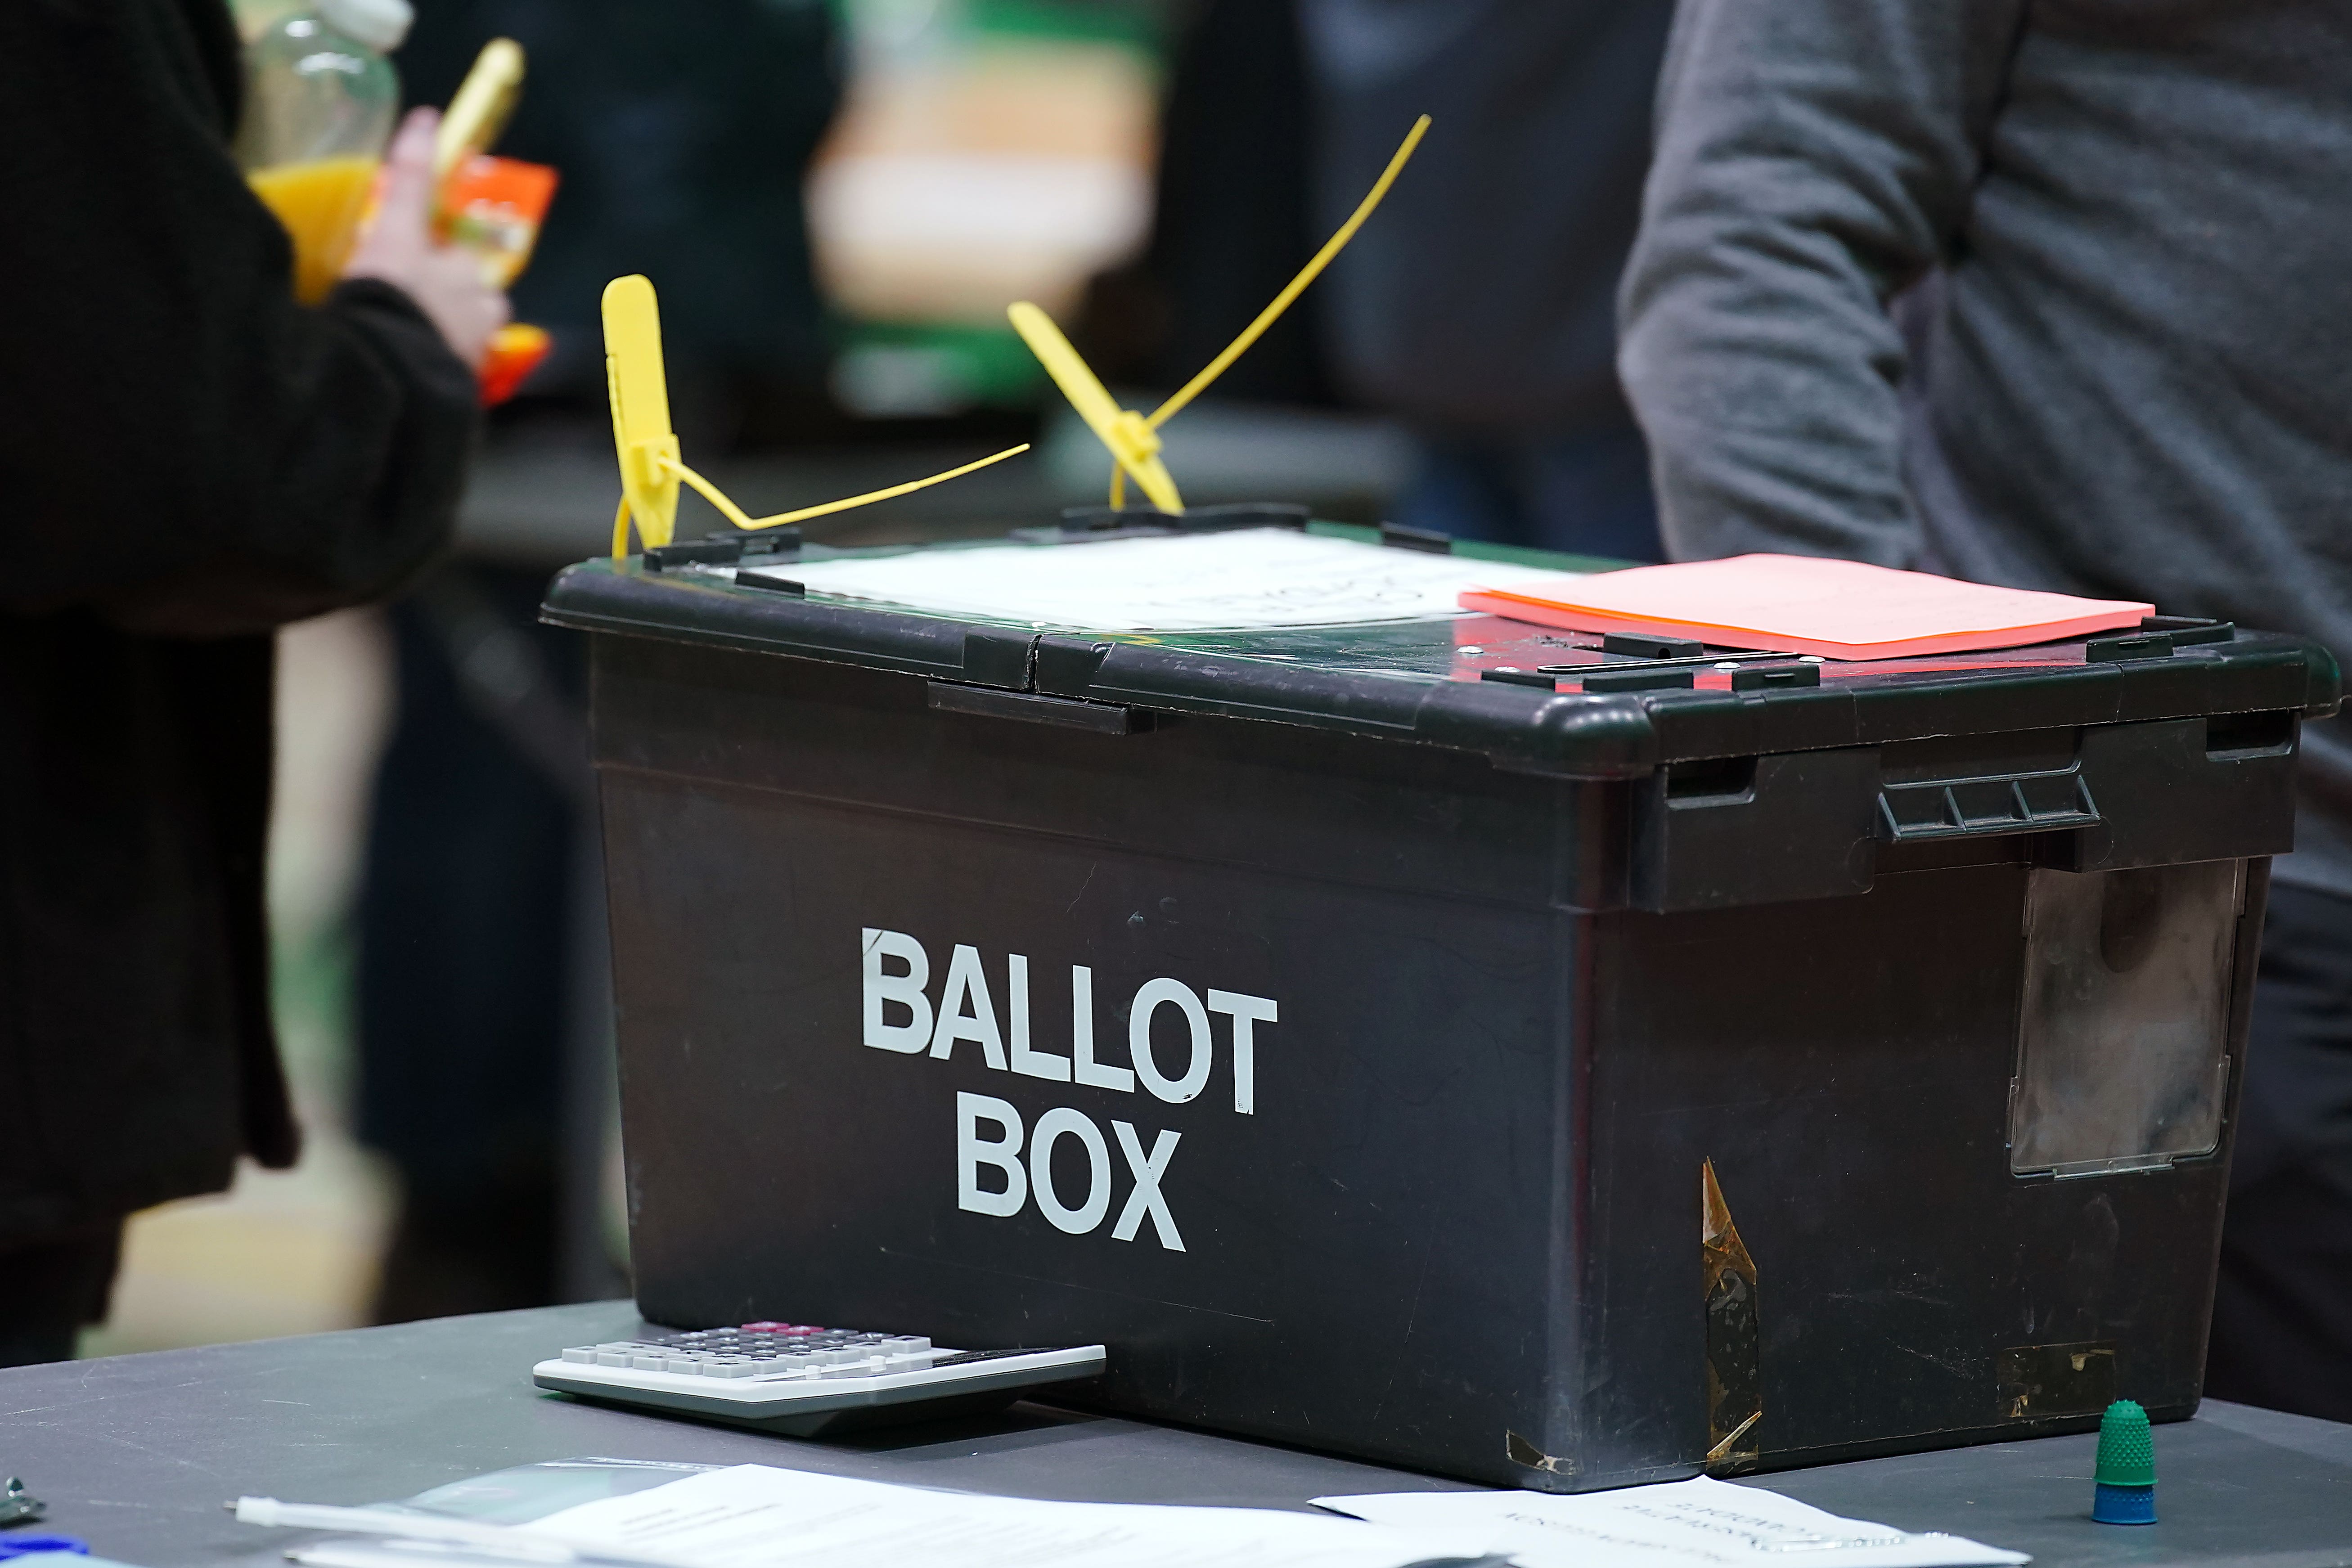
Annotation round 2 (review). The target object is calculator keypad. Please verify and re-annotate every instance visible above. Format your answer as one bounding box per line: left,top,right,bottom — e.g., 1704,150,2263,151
558,1323,938,1379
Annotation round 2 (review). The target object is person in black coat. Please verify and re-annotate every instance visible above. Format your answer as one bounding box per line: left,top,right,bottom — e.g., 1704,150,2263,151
1300,0,1674,562
0,0,502,1365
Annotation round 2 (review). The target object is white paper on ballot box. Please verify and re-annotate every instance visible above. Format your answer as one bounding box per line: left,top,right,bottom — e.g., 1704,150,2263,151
513,1463,1497,1568
1314,1478,2030,1568
770,526,1577,632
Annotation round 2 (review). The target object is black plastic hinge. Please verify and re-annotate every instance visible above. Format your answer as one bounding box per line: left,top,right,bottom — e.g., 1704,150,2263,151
643,539,737,570
1603,633,1704,660
1037,503,1310,541
960,630,1037,691
1582,668,1695,694
738,526,802,557
1480,668,1557,689
2141,615,2235,647
733,567,805,596
2085,632,2174,662
646,526,801,571
1731,665,1821,691
1379,522,1454,553
1034,637,1116,697
1178,503,1310,532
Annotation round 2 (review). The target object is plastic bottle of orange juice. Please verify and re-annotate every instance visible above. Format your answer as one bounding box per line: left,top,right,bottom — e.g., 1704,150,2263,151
236,0,414,304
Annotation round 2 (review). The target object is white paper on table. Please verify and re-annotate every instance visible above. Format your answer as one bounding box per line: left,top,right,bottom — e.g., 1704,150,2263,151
1313,1478,2029,1568
516,1463,1497,1568
288,1550,549,1568
768,527,1571,632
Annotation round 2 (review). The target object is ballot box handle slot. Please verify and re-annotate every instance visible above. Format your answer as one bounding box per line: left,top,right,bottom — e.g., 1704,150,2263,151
1666,755,1756,804
1875,766,2101,843
2205,709,2293,758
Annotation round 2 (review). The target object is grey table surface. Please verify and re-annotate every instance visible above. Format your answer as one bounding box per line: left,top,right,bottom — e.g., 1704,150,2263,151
5,1302,2347,1567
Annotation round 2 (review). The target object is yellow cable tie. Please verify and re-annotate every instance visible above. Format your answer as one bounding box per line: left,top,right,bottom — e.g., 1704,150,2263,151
1102,411,1164,507
1007,301,1185,513
1148,113,1430,430
611,496,632,560
604,276,679,548
655,444,1033,534
664,459,762,531
1107,409,1163,468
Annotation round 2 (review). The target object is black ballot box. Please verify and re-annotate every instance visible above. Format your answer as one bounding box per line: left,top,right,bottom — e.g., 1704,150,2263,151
543,517,2340,1492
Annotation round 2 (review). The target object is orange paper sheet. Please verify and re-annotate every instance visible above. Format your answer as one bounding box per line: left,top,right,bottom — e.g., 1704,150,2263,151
1462,554,2153,660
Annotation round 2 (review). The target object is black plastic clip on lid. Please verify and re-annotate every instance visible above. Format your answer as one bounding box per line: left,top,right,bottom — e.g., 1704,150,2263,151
735,567,805,596
1602,632,1704,660
1730,663,1822,691
2085,632,2174,663
1582,668,1696,694
1039,503,1310,541
1379,521,1454,554
2141,615,2236,647
645,526,803,572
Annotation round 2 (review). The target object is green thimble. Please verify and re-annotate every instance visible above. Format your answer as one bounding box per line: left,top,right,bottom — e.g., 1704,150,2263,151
2095,1400,2156,1487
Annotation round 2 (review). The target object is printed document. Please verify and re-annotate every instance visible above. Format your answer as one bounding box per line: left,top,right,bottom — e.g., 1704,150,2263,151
778,527,1542,631
516,1463,1491,1568
1315,1478,2028,1568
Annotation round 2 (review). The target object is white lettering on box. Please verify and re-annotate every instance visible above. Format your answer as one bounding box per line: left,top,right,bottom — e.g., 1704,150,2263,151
956,1092,1026,1216
1111,1121,1184,1251
1029,1107,1112,1234
1130,977,1212,1104
929,943,1007,1069
1070,965,1135,1093
862,927,1279,1254
953,1096,1183,1250
1205,989,1276,1114
862,928,932,1053
1008,954,1071,1082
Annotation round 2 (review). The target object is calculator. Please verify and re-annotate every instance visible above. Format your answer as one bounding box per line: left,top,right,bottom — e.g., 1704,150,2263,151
531,1321,1107,1436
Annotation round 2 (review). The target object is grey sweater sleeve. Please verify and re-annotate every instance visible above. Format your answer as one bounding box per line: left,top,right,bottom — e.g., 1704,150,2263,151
1616,0,2024,565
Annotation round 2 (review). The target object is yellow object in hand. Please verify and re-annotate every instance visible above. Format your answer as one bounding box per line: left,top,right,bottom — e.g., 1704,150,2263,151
248,155,382,304
434,38,526,189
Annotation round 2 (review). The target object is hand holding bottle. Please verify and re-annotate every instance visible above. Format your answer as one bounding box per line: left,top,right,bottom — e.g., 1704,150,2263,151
342,108,511,371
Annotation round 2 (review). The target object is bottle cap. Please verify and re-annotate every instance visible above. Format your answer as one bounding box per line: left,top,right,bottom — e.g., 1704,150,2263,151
2093,1399,2156,1487
319,0,414,52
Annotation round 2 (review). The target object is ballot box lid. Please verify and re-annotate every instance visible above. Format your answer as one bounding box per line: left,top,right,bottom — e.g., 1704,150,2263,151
541,517,2339,782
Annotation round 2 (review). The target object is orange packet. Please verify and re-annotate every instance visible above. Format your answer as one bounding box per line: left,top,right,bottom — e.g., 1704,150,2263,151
479,322,551,405
341,157,559,398
442,157,558,403
438,155,559,287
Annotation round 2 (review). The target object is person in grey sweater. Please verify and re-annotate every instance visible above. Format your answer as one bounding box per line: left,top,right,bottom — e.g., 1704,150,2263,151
1619,1,2352,1420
